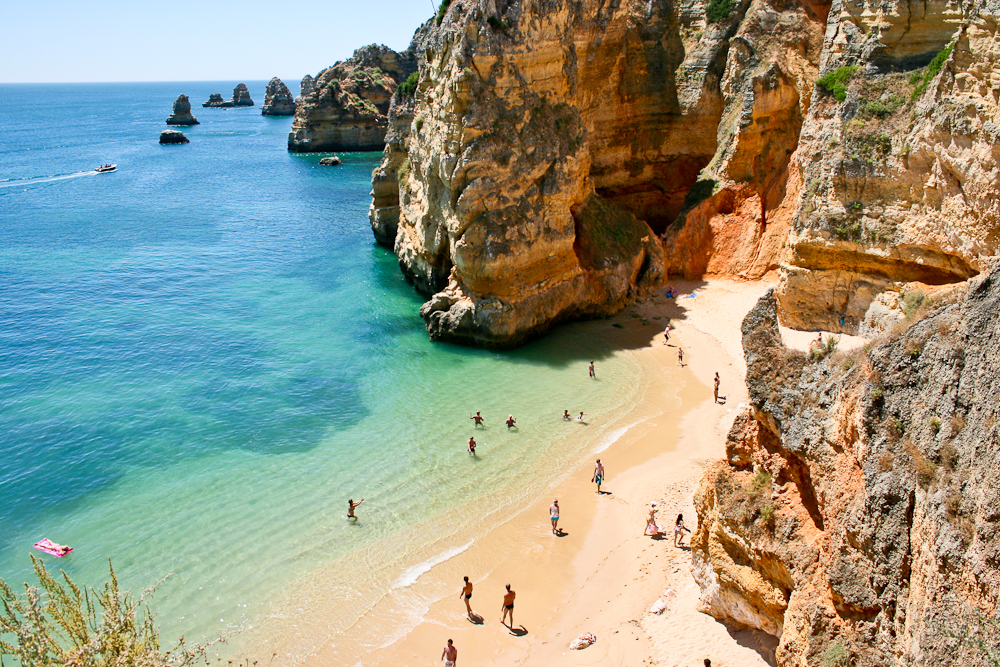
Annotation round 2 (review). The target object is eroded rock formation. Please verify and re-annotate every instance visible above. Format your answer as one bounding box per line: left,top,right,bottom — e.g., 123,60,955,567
159,129,189,144
166,94,199,125
203,84,254,108
693,280,1000,665
296,74,315,104
262,78,296,116
288,44,419,152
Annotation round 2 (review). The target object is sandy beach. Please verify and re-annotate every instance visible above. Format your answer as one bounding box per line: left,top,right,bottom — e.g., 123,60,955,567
284,276,782,667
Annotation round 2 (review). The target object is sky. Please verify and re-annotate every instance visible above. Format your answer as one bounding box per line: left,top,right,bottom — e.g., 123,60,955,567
0,0,436,83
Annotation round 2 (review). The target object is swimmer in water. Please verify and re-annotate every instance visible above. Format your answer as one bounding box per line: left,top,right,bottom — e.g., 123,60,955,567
562,410,572,421
347,498,364,519
506,414,517,429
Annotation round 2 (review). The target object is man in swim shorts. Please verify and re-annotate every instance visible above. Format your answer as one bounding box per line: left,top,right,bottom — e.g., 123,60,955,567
506,414,517,429
470,411,485,427
441,638,457,666
459,576,473,619
550,499,560,534
589,361,595,378
562,410,571,420
501,584,516,627
468,437,476,455
592,459,604,493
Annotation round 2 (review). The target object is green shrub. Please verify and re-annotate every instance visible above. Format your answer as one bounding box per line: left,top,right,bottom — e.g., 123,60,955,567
858,94,905,119
398,71,419,96
817,65,859,102
487,15,509,31
911,43,954,100
706,0,734,23
821,641,851,667
751,468,772,494
759,502,776,528
682,178,717,211
0,556,219,666
435,0,452,24
931,417,942,433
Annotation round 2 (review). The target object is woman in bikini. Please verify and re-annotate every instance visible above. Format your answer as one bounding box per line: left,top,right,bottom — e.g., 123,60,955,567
644,502,659,536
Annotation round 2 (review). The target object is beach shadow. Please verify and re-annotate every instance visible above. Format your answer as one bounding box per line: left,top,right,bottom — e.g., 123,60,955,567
726,625,778,666
648,532,668,540
675,544,692,551
508,625,528,637
597,490,613,495
554,529,569,537
467,613,484,625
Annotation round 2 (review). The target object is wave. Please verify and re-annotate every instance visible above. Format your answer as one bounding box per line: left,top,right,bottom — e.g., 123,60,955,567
591,416,648,455
392,540,474,589
0,171,98,188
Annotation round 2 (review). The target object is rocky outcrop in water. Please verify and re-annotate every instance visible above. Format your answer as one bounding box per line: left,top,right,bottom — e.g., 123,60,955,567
319,156,342,165
159,129,189,144
203,84,254,108
287,43,420,152
692,275,1000,666
203,93,226,107
165,94,199,125
231,83,254,107
296,74,315,104
261,78,296,116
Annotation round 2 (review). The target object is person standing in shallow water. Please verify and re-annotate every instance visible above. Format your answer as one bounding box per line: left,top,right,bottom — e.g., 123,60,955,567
589,361,595,378
470,411,485,427
468,437,476,455
347,498,364,519
459,576,473,619
506,414,517,429
501,584,516,627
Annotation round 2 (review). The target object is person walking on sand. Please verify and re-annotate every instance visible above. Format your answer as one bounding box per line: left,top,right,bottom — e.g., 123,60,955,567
714,372,720,403
675,514,691,547
441,639,457,666
501,584,516,627
589,361,596,378
459,577,474,619
506,414,517,429
550,499,560,534
644,501,659,536
347,498,364,519
470,411,485,427
663,322,671,344
468,437,477,455
677,347,684,366
592,459,605,493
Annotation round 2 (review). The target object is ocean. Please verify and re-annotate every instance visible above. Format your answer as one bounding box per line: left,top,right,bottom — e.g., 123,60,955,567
0,82,643,662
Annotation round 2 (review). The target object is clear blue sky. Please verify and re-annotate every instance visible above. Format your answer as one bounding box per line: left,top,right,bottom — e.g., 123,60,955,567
1,0,435,83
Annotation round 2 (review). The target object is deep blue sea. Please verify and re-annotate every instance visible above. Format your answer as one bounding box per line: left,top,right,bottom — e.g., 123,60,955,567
0,81,642,663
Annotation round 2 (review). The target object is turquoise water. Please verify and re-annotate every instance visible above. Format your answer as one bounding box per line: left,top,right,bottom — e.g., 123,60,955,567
0,82,641,661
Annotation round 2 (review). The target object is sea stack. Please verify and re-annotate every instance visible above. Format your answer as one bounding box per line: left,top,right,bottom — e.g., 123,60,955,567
159,129,189,144
319,156,342,165
203,93,226,107
232,83,254,107
296,74,315,104
261,78,296,116
165,95,199,125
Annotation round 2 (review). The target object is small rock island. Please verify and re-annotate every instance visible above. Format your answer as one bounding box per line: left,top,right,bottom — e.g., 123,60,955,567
203,84,255,108
165,95,199,125
159,129,189,144
261,78,296,116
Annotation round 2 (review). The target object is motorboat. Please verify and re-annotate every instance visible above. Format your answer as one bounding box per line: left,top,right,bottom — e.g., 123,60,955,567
95,164,117,173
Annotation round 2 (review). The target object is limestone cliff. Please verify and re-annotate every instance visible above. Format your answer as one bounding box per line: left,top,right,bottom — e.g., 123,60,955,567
296,74,315,104
775,0,999,335
165,94,199,125
693,279,1000,666
288,44,419,152
261,78,296,116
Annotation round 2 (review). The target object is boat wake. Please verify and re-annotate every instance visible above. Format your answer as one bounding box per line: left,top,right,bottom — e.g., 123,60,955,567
0,170,99,189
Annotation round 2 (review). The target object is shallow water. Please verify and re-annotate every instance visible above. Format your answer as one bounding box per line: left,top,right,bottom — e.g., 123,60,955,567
0,82,642,659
